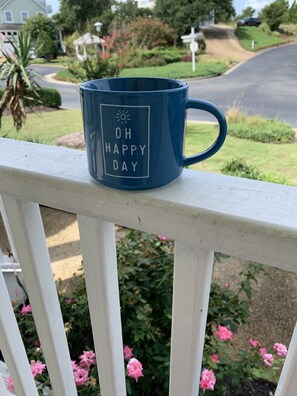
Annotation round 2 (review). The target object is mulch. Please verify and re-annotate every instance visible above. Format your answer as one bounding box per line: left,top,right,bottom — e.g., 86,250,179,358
224,379,275,395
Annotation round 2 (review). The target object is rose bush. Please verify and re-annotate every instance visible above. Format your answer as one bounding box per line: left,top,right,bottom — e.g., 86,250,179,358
5,230,287,395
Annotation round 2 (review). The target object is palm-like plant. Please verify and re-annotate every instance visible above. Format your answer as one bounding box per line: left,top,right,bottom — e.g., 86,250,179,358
0,31,41,131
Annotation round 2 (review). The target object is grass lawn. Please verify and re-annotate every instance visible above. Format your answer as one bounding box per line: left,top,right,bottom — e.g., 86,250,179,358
235,26,287,51
119,58,232,79
1,110,296,185
54,56,233,83
185,122,297,185
0,110,83,144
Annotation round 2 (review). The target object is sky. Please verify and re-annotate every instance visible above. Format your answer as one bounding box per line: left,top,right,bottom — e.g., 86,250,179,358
234,0,294,15
47,0,294,17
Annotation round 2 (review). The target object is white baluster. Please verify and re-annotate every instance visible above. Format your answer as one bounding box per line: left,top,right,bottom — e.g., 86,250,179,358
0,268,38,395
77,215,126,396
275,322,297,396
1,194,77,396
0,195,18,259
169,243,214,396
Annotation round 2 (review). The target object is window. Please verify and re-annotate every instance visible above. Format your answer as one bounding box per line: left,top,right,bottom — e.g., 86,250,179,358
20,11,29,22
138,0,149,7
4,11,13,23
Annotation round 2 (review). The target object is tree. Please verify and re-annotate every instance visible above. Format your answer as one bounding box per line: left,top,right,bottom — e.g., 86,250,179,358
212,0,236,23
154,0,235,38
35,31,56,60
0,32,40,131
56,0,111,34
288,0,297,22
22,14,57,40
127,17,176,49
260,0,289,31
237,6,256,19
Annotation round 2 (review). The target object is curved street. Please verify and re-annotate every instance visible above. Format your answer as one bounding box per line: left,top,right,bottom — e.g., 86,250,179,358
187,43,297,126
33,42,297,127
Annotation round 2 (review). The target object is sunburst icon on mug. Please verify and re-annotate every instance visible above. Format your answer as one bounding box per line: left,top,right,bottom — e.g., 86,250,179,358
116,109,131,124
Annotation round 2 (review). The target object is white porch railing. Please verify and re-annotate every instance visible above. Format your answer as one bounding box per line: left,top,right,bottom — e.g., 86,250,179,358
0,137,296,395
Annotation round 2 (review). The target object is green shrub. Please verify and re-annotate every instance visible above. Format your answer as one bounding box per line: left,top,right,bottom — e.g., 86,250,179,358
126,47,184,67
228,119,295,143
221,157,262,180
0,87,61,108
35,30,57,60
197,35,206,54
258,22,274,35
63,32,80,56
127,17,176,49
221,157,290,185
32,88,61,107
279,23,297,35
66,54,120,81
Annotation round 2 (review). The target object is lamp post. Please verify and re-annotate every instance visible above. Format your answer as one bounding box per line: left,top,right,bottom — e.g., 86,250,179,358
58,27,66,54
94,21,102,34
94,21,104,54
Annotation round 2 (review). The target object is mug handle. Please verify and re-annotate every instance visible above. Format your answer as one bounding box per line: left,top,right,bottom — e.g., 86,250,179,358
183,99,227,167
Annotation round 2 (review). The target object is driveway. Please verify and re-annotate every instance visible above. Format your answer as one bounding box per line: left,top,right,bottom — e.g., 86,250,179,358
203,24,255,61
33,42,297,127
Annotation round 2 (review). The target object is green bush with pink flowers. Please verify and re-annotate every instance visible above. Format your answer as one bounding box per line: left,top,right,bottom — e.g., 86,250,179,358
4,230,288,395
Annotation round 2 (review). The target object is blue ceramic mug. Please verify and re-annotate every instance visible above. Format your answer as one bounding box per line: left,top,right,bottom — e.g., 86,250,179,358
80,77,227,190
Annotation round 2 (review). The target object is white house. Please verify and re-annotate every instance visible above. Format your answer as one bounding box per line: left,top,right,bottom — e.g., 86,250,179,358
0,0,49,40
115,0,156,9
137,0,155,8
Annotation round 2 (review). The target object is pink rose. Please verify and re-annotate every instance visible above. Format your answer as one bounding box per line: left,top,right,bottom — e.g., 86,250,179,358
30,360,46,378
273,343,288,357
6,377,15,392
21,304,32,316
263,353,274,366
123,345,134,360
79,350,96,369
211,354,219,363
127,358,144,382
215,325,233,341
158,235,168,241
259,348,267,357
200,368,216,391
249,338,260,348
73,368,89,386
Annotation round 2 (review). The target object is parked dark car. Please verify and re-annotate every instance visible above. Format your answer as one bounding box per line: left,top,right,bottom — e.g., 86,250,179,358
236,17,262,27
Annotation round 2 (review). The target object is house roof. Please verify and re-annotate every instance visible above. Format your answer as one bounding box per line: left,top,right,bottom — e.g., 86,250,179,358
0,23,23,29
0,1,9,8
0,0,47,12
74,33,105,45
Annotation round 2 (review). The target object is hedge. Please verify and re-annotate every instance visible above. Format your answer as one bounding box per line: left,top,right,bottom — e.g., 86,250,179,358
221,157,291,185
228,119,295,143
0,87,61,108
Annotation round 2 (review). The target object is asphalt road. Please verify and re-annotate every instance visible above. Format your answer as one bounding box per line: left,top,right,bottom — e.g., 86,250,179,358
32,65,81,110
33,43,297,126
187,43,297,126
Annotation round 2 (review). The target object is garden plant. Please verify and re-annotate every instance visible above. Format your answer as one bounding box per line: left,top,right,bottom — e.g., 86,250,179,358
0,32,41,131
5,230,288,395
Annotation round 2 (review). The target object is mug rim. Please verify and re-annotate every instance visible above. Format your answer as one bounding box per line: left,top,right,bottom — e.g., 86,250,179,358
80,76,188,94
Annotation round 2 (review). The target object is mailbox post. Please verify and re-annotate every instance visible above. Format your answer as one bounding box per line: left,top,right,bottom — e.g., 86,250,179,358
181,27,201,72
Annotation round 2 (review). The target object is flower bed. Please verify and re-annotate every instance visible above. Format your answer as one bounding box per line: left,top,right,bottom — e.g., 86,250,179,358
2,230,288,395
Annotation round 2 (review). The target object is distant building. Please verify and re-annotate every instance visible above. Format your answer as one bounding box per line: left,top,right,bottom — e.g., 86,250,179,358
114,0,156,9
137,0,156,9
0,0,48,40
